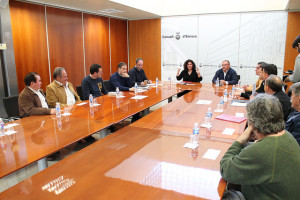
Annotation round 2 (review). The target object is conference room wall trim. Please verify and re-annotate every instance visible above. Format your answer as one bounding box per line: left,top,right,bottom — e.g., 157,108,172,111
9,0,128,92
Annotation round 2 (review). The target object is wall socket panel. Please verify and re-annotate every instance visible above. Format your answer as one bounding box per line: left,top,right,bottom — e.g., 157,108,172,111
0,43,7,50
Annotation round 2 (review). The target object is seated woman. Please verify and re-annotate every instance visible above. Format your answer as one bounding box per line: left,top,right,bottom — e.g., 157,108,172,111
176,59,202,97
220,94,300,200
176,59,202,82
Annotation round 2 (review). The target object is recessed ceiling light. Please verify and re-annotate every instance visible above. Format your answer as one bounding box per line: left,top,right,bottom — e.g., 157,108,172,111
97,8,124,14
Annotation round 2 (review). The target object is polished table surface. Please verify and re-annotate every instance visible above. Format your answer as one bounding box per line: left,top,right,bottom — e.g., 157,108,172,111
0,83,186,178
0,126,231,200
131,88,247,142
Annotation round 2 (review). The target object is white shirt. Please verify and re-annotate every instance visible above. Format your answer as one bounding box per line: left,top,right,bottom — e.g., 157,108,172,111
55,80,76,105
28,87,49,108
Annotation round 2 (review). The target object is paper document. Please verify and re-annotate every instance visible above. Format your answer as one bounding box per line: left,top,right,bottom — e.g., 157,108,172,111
5,130,17,135
130,95,147,100
202,149,221,160
183,142,198,149
93,103,101,106
196,100,212,105
215,114,246,123
235,113,244,117
231,102,247,107
61,113,71,116
4,123,18,129
222,128,235,135
77,102,88,106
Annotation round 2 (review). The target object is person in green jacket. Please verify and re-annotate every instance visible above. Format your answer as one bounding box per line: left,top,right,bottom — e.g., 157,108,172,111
220,94,300,200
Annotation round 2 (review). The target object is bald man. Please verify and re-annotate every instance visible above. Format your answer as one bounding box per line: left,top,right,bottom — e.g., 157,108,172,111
265,75,293,121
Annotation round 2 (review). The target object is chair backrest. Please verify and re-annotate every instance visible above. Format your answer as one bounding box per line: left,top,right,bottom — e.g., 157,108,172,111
76,86,83,100
237,75,241,81
3,95,20,118
103,80,110,92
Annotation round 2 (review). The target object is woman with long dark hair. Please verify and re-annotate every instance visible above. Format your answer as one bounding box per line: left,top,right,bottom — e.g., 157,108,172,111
176,59,202,82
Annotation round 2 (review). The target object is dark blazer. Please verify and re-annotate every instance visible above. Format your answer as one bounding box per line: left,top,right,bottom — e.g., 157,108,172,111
286,110,300,146
18,87,51,118
128,67,148,85
274,90,293,121
212,68,238,85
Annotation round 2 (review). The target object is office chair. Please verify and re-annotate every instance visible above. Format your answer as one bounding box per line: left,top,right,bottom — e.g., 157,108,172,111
76,86,84,100
103,80,110,91
3,95,20,121
237,75,241,81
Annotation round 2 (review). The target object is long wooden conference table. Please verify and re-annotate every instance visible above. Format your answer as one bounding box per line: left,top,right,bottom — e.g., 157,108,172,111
0,83,247,199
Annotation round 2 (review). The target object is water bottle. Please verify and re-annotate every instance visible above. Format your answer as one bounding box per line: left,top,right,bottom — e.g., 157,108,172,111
252,83,256,96
215,78,219,86
232,85,236,92
116,87,120,98
193,122,199,135
224,89,228,102
55,102,61,118
220,96,224,105
238,80,241,88
134,83,138,96
168,76,171,86
0,118,4,135
156,77,158,87
206,107,212,123
89,94,93,107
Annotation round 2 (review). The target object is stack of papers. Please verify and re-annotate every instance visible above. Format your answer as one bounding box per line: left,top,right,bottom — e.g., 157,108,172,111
215,114,246,123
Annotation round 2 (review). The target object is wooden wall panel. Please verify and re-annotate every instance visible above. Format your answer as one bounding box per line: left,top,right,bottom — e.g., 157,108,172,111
83,14,110,80
129,19,161,81
10,0,49,92
110,18,128,74
284,12,300,72
46,7,84,87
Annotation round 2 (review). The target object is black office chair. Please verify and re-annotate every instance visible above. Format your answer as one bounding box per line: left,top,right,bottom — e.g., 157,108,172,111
76,86,84,100
3,95,20,121
237,75,241,81
103,80,110,91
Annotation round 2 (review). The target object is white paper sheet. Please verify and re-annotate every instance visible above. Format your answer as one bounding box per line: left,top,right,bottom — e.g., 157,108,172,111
231,102,247,107
61,113,71,116
77,102,88,106
196,100,212,105
183,142,198,149
222,128,235,135
235,113,244,117
4,123,18,129
130,95,148,100
93,103,101,106
5,130,17,135
202,149,221,160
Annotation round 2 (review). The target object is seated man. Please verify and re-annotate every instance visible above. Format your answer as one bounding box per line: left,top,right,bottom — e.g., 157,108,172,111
212,60,238,85
81,64,108,100
285,82,300,145
243,62,266,91
221,94,300,199
239,63,277,99
46,67,81,108
108,62,134,91
19,72,55,118
128,58,152,85
265,75,292,121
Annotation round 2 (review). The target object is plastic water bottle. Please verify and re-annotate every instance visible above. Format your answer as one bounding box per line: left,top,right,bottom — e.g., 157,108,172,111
193,122,199,135
134,83,138,96
0,118,4,135
89,94,93,107
252,83,256,96
168,76,171,85
220,96,224,105
215,78,219,86
206,107,212,123
156,77,158,87
116,87,120,98
232,85,236,92
224,89,228,102
238,80,241,88
55,102,61,118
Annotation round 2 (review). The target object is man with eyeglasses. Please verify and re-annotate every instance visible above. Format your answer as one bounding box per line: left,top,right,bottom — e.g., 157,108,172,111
212,60,238,85
81,64,108,100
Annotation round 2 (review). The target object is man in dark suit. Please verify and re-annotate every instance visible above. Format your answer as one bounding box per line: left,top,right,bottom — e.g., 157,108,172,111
212,60,238,85
265,75,292,121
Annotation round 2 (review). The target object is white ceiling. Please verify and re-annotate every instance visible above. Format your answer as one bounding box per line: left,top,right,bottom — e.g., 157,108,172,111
22,0,300,20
